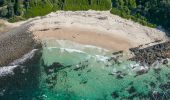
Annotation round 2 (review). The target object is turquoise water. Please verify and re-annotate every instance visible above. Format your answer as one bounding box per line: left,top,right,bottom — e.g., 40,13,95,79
39,40,170,100
0,40,170,100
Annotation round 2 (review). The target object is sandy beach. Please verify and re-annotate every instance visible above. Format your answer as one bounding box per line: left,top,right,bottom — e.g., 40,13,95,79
31,11,168,51
0,11,169,66
34,26,132,51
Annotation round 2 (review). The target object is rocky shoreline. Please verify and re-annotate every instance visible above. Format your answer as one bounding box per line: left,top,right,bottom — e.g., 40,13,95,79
0,11,169,67
0,49,42,99
129,41,170,66
0,11,169,100
0,23,38,67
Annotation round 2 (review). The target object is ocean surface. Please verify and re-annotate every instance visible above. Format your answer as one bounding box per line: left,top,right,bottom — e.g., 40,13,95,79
0,40,170,100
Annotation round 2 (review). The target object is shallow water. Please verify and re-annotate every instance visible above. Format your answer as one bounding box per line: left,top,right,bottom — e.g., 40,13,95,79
0,40,170,100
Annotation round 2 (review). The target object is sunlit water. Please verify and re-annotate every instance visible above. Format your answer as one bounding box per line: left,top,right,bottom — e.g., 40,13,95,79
0,40,170,100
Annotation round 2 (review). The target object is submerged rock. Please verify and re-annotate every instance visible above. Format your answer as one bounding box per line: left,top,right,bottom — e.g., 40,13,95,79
159,82,170,90
111,92,119,99
44,62,64,75
127,86,136,94
153,67,161,74
135,69,148,76
163,59,168,65
0,49,42,100
116,71,127,79
73,64,88,71
150,82,156,88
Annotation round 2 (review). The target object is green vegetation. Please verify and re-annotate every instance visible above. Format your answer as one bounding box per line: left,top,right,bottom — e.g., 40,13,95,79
0,0,111,19
111,0,170,34
111,0,156,28
8,16,25,22
63,0,111,11
24,0,54,18
0,0,170,35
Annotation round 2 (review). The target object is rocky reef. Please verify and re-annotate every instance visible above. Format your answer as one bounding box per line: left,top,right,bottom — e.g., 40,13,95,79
0,23,39,67
129,41,170,66
0,49,42,100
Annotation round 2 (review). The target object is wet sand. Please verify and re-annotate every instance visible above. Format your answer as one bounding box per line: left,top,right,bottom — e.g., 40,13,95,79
0,11,168,66
34,26,132,51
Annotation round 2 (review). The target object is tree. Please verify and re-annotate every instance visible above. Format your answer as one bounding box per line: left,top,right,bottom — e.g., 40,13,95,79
14,0,22,16
7,2,14,17
0,7,8,17
129,0,136,9
58,0,65,10
88,0,92,5
0,0,7,6
24,0,30,10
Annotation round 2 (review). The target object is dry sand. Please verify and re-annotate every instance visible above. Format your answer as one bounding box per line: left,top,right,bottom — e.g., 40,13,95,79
0,10,169,66
30,11,168,51
0,20,13,34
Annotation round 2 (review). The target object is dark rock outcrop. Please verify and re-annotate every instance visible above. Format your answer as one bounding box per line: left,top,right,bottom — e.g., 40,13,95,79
0,23,37,66
129,41,170,65
0,49,42,100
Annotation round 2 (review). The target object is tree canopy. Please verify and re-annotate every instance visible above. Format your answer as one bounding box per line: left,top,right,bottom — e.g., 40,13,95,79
111,0,170,35
0,0,170,35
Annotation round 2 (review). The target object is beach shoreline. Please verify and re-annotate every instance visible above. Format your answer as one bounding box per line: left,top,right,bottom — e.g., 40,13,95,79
0,10,169,66
31,11,168,52
34,26,132,51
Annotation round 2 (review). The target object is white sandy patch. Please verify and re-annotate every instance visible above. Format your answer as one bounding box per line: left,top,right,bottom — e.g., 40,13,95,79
2,10,169,51
29,11,168,50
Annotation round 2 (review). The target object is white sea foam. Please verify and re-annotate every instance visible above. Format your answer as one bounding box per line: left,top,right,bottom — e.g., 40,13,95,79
0,89,6,96
9,49,38,65
60,48,85,53
130,63,140,69
130,63,149,72
45,40,109,57
0,65,18,77
0,49,38,77
54,40,109,52
84,45,109,52
95,55,109,62
47,47,85,53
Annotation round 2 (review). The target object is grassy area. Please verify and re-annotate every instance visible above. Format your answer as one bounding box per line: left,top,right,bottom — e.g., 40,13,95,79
23,0,111,18
24,0,54,18
64,0,111,11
